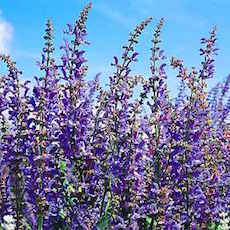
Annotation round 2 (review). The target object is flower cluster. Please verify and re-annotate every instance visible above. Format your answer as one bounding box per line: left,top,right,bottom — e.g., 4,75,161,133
0,3,229,230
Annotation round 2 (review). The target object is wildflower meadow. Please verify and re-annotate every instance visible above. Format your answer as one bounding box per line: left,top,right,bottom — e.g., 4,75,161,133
0,2,229,230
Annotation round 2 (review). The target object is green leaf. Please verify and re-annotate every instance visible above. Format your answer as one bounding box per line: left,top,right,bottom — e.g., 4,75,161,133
96,192,111,230
96,215,110,230
146,216,152,225
37,214,43,230
59,209,65,219
70,197,78,204
63,178,69,187
67,184,75,193
59,160,67,172
25,222,32,230
155,125,159,138
105,192,111,214
208,222,216,230
78,186,82,193
217,225,223,230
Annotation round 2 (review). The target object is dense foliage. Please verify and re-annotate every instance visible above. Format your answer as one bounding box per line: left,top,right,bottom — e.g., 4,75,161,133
0,3,229,230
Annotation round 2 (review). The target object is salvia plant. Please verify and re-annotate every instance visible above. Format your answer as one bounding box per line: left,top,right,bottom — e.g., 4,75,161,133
0,2,229,230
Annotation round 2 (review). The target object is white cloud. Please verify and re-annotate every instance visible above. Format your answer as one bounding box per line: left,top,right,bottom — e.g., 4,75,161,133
95,3,133,28
0,11,13,54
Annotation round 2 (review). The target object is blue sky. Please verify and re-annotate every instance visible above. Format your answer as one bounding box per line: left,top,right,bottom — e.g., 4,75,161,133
0,0,230,96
